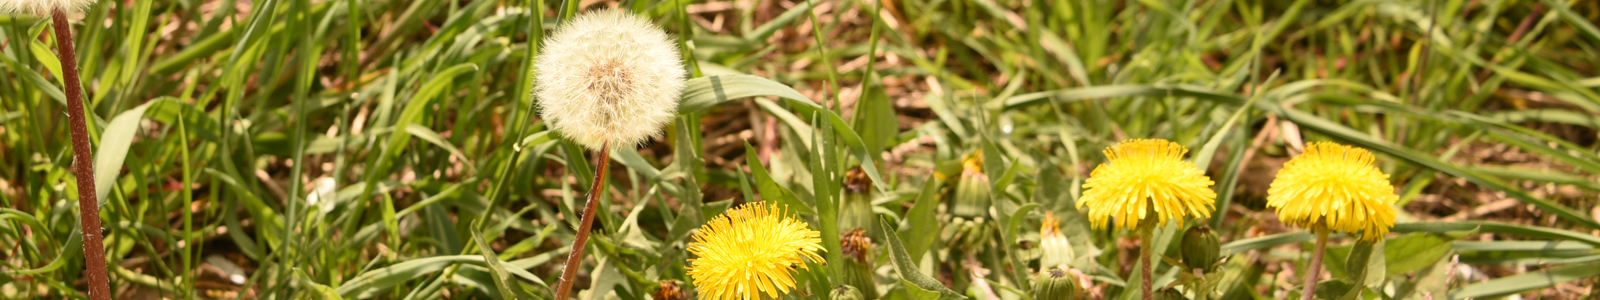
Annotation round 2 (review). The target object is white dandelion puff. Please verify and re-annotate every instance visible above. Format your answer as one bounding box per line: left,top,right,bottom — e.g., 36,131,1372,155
0,0,96,16
535,9,686,150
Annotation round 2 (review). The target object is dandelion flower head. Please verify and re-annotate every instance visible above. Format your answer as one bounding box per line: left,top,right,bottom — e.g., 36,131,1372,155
1077,139,1216,230
0,0,97,15
688,202,825,300
1267,142,1397,242
535,9,685,150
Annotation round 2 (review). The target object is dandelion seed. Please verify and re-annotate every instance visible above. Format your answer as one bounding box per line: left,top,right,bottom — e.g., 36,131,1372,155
1077,139,1217,230
688,202,825,300
1267,142,1397,242
535,9,685,150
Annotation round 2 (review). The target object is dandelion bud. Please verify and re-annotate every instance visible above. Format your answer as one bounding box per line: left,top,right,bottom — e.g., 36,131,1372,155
652,280,686,300
1181,225,1222,273
1040,212,1075,270
831,285,865,300
952,153,991,219
0,0,97,15
535,9,686,150
1152,288,1185,300
1032,268,1079,300
841,166,879,239
840,228,878,298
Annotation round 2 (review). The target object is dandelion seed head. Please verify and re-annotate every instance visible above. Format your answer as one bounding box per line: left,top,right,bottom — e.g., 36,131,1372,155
535,9,685,150
0,0,96,16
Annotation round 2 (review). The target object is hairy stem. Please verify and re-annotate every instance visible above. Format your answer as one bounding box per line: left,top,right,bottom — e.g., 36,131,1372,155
1301,230,1330,300
1139,225,1154,300
555,143,612,300
52,9,113,300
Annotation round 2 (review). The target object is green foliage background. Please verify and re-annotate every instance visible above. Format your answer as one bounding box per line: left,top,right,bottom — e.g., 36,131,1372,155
1,0,1598,299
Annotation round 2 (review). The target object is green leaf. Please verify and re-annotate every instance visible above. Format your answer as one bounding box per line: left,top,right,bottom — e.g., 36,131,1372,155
679,74,823,114
94,98,217,204
742,0,814,42
900,177,942,262
1222,232,1313,254
0,55,66,104
0,209,79,276
1001,203,1037,289
853,87,898,164
335,255,545,298
1314,279,1354,300
1382,233,1461,276
1001,203,1038,254
403,124,477,175
1345,240,1384,298
744,143,811,215
470,231,522,300
297,270,346,300
1542,0,1600,49
880,218,965,300
27,43,62,85
678,75,891,195
1393,222,1600,246
1450,262,1600,300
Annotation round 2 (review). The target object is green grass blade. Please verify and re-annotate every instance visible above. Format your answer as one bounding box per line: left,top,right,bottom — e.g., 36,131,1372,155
1449,262,1600,300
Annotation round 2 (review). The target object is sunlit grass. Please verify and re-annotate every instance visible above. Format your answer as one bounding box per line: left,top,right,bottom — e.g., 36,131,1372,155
1,0,1597,299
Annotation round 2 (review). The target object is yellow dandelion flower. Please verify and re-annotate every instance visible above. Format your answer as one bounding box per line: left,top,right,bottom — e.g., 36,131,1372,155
1077,139,1217,230
688,203,825,300
1267,142,1397,242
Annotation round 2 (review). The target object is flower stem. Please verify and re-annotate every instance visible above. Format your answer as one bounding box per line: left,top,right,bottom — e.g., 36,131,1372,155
555,142,612,300
1139,225,1154,300
52,9,112,300
1300,230,1330,300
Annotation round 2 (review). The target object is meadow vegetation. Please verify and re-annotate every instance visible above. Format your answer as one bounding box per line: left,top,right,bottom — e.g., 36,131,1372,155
1,0,1599,299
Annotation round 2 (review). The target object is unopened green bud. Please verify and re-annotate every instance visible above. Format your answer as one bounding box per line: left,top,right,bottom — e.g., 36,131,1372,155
832,285,865,300
841,166,879,239
1039,212,1075,269
1181,226,1221,273
1031,268,1079,300
952,153,992,218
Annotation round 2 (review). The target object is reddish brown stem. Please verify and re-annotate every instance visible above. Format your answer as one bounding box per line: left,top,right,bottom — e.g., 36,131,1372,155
1301,230,1330,300
52,9,112,300
1139,225,1153,300
554,142,611,300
